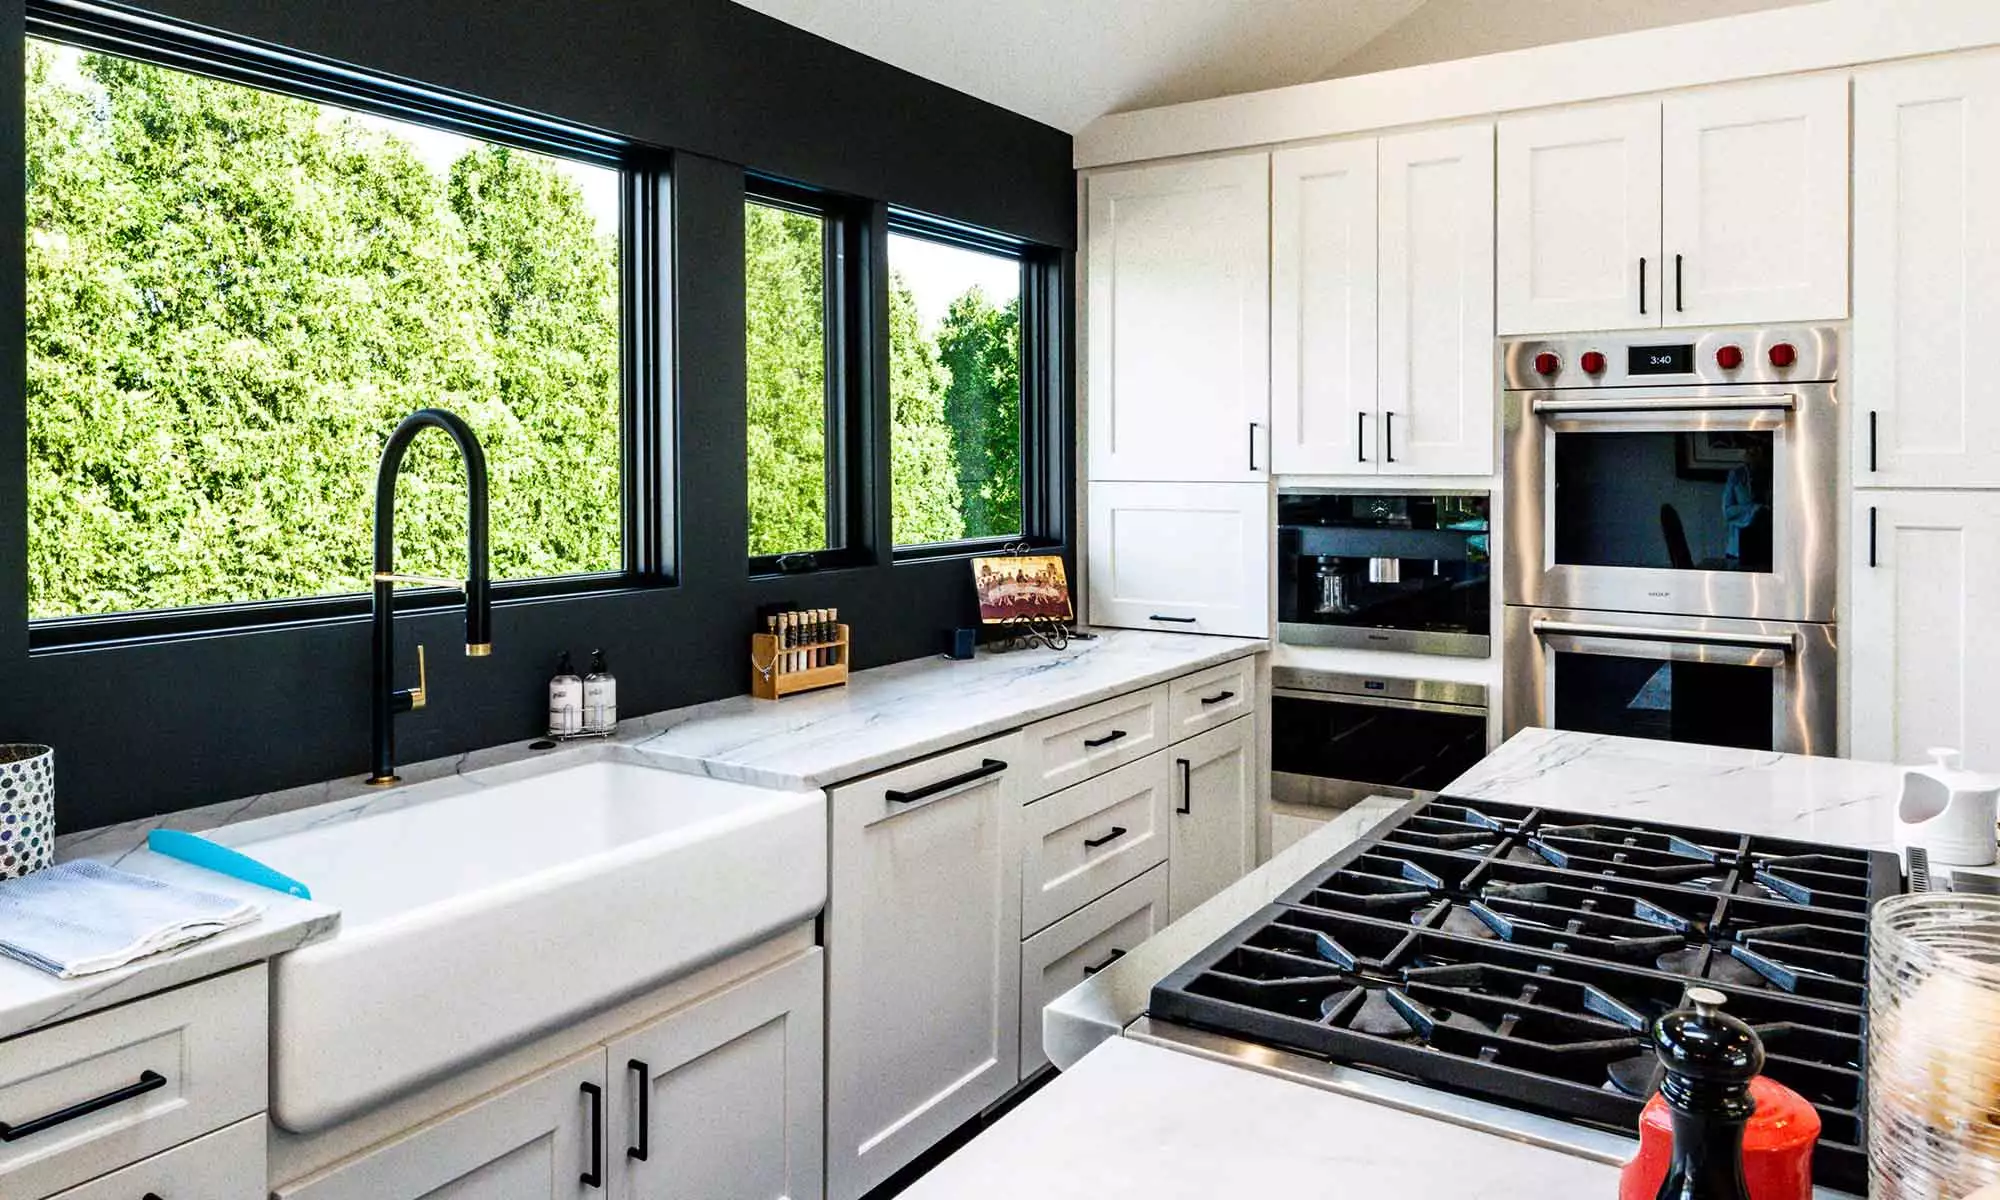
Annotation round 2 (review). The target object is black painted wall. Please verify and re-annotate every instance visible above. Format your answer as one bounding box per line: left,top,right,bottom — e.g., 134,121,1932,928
0,0,1077,832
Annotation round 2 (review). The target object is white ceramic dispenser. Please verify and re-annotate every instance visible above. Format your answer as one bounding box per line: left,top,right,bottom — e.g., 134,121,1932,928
1894,747,2000,868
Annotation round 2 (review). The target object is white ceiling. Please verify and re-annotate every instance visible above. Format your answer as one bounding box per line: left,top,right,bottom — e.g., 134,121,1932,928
728,0,1817,133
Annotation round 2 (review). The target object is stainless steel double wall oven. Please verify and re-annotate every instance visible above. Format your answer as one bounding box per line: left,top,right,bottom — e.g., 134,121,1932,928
1502,326,1840,754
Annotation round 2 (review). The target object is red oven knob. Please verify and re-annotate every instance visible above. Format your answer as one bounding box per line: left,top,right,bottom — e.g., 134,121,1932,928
1715,344,1744,370
1768,341,1797,368
1534,352,1561,377
1581,350,1607,376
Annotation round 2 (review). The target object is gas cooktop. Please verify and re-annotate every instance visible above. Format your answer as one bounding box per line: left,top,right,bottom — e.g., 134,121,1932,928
1148,798,1902,1194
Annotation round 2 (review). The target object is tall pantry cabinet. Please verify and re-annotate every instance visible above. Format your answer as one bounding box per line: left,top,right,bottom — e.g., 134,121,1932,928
1849,50,2000,769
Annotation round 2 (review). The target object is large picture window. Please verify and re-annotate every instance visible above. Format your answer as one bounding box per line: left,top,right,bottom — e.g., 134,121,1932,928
887,227,1025,549
25,37,625,623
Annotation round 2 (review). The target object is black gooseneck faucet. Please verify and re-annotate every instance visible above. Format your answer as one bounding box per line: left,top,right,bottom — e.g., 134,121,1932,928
369,408,492,786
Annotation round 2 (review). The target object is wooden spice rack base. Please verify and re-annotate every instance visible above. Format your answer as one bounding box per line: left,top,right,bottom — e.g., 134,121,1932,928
752,624,850,700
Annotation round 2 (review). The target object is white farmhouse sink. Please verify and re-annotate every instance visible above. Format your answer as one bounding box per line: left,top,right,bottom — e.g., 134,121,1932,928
214,751,825,1133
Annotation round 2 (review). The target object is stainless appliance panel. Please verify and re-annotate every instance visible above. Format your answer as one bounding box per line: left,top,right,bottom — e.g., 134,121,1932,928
1502,327,1840,624
1271,669,1489,810
1277,491,1491,657
1503,605,1835,757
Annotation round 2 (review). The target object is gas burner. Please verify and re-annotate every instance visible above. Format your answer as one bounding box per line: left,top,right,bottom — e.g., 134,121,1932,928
1152,797,1902,1196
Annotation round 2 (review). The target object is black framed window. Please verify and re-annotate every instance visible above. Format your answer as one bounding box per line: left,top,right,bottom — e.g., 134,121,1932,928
23,12,657,647
886,212,1050,554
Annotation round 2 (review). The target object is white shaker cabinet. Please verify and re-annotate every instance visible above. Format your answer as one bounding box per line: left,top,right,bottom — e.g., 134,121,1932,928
826,735,1025,1200
1085,154,1270,483
1168,715,1257,921
1270,139,1378,475
607,951,823,1200
1377,122,1496,477
1849,493,2000,770
1660,75,1849,327
1085,481,1269,637
276,1051,604,1200
1497,101,1661,335
1854,51,2000,488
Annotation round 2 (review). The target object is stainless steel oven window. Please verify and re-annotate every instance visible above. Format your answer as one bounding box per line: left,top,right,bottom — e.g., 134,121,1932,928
1503,606,1835,756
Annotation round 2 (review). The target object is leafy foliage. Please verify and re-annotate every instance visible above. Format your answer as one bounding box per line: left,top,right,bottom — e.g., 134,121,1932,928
26,41,619,619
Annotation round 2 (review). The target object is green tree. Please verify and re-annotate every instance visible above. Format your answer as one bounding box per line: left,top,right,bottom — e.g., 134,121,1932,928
25,41,620,619
887,271,965,546
936,290,1022,540
744,202,828,556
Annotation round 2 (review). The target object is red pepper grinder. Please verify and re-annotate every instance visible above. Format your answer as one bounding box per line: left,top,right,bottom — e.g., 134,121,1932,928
1619,988,1821,1200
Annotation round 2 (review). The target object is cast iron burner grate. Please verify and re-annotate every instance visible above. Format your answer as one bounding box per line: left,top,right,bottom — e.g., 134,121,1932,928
1148,798,1901,1194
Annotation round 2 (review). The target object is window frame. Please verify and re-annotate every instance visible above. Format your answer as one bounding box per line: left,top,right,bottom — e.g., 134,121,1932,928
22,4,664,652
884,209,1060,562
745,177,872,577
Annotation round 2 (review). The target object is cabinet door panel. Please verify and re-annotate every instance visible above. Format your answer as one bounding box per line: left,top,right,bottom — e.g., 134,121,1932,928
1087,154,1270,482
1661,75,1848,326
1271,139,1378,474
826,735,1025,1200
609,951,822,1200
1498,102,1661,334
1378,123,1496,477
276,1053,603,1200
1854,51,2000,487
1086,482,1270,637
1019,865,1169,1078
1849,493,2000,769
1169,715,1258,921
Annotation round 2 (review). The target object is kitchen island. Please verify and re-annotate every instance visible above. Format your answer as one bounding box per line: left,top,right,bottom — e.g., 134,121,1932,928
924,728,1924,1200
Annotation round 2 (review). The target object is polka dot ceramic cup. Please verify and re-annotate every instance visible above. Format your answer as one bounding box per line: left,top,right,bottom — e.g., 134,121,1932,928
0,745,54,881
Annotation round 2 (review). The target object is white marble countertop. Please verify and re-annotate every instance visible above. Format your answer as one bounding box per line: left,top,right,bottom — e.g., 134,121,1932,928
26,629,1259,1042
902,1035,1620,1200
0,846,338,1041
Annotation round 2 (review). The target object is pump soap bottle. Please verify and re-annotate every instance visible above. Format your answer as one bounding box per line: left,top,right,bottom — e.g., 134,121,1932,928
549,651,583,737
583,649,618,734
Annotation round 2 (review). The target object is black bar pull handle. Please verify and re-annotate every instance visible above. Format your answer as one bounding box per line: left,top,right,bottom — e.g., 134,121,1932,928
0,1070,166,1143
1148,614,1197,624
580,1082,605,1188
627,1060,650,1162
1248,422,1259,471
1869,506,1879,568
1199,690,1236,706
1357,411,1368,463
886,758,1007,805
1869,410,1879,473
1083,948,1128,977
1175,758,1192,815
1083,825,1128,850
1639,256,1647,315
1083,729,1127,749
1674,253,1684,313
1384,411,1396,464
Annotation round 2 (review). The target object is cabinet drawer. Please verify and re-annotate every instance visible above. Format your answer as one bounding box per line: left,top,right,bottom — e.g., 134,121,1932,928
1167,659,1255,742
0,966,266,1200
49,1114,266,1200
1022,755,1170,935
1019,866,1169,1078
1018,685,1169,798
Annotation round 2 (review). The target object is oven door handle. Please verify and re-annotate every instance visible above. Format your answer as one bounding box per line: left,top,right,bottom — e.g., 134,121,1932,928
1531,620,1794,668
1530,395,1796,415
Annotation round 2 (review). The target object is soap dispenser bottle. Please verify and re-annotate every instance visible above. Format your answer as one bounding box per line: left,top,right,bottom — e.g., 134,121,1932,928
549,651,583,737
583,649,618,734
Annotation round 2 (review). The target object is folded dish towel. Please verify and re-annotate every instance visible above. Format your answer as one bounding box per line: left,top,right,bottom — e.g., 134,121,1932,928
0,860,262,979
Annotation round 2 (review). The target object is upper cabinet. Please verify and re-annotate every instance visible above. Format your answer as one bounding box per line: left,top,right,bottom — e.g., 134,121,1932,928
1269,123,1494,477
1497,102,1661,334
1854,50,2000,489
1086,154,1270,483
1376,123,1496,477
1497,76,1849,335
1270,140,1378,475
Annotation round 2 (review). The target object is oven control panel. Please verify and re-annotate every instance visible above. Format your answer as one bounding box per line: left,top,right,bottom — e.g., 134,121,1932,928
1504,326,1838,390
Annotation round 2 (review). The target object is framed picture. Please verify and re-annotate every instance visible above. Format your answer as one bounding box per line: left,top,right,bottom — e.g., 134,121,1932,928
1676,430,1754,480
971,554,1073,624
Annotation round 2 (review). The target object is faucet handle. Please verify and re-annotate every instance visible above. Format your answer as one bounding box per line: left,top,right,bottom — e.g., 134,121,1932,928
410,645,428,712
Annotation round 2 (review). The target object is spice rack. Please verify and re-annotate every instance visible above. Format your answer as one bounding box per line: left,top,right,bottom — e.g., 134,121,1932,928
752,623,850,700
